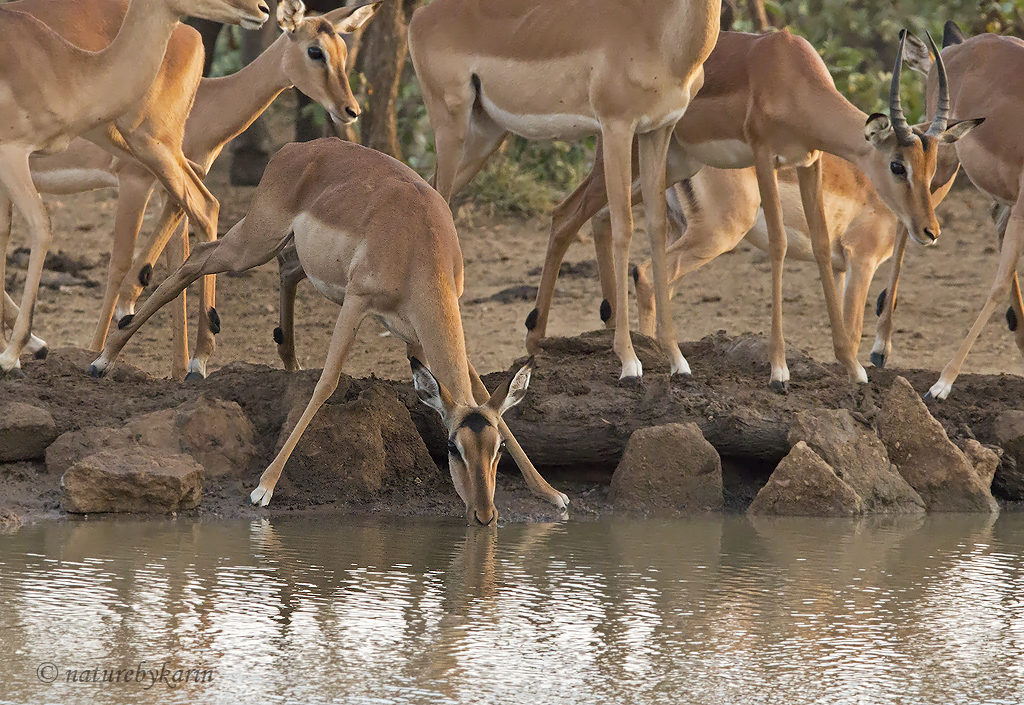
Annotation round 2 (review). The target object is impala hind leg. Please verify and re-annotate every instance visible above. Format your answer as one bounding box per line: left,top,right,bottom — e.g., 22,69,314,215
251,295,368,506
0,146,50,374
928,206,1024,400
187,216,222,381
167,219,190,380
466,360,568,510
90,215,283,377
753,152,790,391
89,166,155,351
1008,274,1024,365
871,226,908,368
796,159,866,385
275,245,308,371
113,203,186,323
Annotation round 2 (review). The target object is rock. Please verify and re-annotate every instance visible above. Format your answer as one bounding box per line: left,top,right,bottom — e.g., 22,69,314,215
0,508,21,529
878,377,998,513
276,383,442,502
129,396,256,478
787,409,924,514
748,442,863,516
61,449,203,513
961,440,1000,488
609,423,723,512
0,402,57,462
991,410,1024,499
45,396,256,479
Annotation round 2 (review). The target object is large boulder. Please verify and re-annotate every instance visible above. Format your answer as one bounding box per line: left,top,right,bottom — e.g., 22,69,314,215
46,396,256,479
992,410,1024,499
275,384,442,503
0,402,57,462
787,409,924,514
879,377,998,513
61,449,203,513
748,441,863,516
609,423,723,512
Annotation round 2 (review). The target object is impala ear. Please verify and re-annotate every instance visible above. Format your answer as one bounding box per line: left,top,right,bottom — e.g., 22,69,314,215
487,357,535,417
277,0,307,34
324,0,382,33
410,357,455,420
903,31,932,75
865,113,895,149
940,117,984,143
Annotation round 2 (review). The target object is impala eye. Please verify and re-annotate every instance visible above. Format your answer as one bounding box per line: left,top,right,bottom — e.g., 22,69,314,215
307,45,325,62
890,161,906,177
447,440,460,458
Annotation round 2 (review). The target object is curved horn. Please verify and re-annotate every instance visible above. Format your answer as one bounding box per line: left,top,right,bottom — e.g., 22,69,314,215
926,31,950,136
890,29,916,146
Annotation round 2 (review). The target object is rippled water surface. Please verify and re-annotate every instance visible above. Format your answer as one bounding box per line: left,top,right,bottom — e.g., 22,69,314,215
1,514,1023,704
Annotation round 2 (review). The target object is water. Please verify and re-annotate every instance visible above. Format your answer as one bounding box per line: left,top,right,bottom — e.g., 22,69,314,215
1,514,1022,705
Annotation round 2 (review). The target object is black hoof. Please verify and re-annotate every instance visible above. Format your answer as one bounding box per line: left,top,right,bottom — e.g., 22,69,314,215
208,307,221,335
138,263,153,287
184,371,205,382
117,314,134,330
870,351,886,369
670,371,692,381
273,326,284,344
769,380,788,394
599,299,612,323
87,364,104,379
33,346,48,360
1007,306,1018,332
618,375,642,387
3,367,26,379
923,391,934,401
524,308,538,331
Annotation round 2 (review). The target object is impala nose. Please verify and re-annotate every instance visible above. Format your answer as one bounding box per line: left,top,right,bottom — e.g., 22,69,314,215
472,509,496,526
922,227,938,244
345,106,360,119
258,1,269,14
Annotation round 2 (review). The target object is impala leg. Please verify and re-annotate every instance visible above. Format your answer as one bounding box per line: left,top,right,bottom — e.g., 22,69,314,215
89,168,155,350
466,360,568,509
840,255,878,359
0,193,12,346
528,169,614,353
188,216,220,381
447,115,507,197
753,152,790,390
250,295,368,506
90,215,280,377
1009,273,1024,364
167,218,190,380
591,208,617,331
276,245,307,372
601,123,643,380
928,207,1024,400
796,159,867,384
422,83,473,202
871,225,907,369
113,201,186,323
0,147,50,374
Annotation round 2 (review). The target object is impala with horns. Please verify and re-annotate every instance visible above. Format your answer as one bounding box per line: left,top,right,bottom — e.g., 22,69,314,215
408,0,721,382
0,0,271,375
0,0,380,381
523,29,979,390
872,23,1018,400
88,139,569,523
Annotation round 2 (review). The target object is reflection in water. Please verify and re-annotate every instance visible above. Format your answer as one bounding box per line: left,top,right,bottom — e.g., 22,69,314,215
1,514,1022,704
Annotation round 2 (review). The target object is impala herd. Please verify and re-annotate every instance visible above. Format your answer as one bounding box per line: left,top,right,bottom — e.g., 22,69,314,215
0,0,1019,522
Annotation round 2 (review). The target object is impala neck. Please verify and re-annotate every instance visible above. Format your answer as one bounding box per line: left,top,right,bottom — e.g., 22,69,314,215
187,37,292,160
802,91,875,166
82,0,182,125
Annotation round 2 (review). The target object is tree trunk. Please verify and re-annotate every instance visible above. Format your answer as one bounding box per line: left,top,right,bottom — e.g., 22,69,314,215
746,0,769,31
356,0,414,158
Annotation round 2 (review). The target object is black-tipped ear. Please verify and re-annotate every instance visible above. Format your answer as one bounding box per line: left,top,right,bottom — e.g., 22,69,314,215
324,0,382,33
865,113,894,147
410,357,454,419
943,20,966,47
487,357,535,416
940,117,984,143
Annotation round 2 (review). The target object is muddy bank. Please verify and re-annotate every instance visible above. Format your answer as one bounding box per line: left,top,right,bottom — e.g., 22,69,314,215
1,330,1022,526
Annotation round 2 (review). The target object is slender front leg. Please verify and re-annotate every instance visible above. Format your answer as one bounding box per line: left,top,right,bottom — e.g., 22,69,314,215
0,147,50,374
167,218,190,380
1,194,12,346
188,216,220,381
928,203,1024,400
840,255,880,359
466,360,568,509
752,151,790,390
89,167,155,351
871,225,908,369
251,295,368,506
113,201,187,322
601,122,643,380
591,209,618,331
638,125,688,376
796,159,867,385
276,245,307,372
1009,273,1024,366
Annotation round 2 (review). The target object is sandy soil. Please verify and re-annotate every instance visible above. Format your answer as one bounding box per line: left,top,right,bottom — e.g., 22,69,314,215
4,103,1020,386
